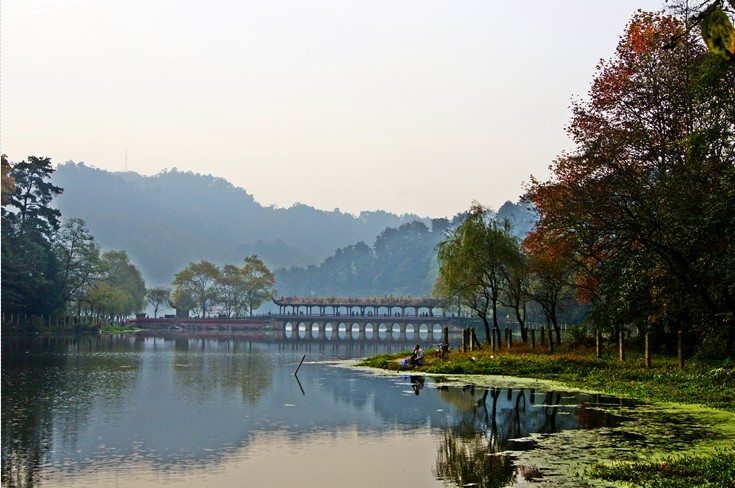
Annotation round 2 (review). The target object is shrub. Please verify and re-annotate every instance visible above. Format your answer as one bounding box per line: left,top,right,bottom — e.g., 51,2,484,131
567,323,594,348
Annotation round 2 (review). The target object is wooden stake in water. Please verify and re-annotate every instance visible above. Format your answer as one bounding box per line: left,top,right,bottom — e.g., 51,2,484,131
295,354,306,375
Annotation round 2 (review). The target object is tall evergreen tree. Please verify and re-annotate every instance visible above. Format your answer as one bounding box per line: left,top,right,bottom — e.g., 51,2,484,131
1,156,64,317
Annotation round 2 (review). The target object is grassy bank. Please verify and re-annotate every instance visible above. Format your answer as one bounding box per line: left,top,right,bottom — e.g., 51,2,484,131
360,344,735,487
100,324,143,334
360,344,735,411
586,447,735,487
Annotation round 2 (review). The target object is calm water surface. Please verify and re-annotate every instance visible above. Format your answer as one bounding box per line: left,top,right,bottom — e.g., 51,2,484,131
1,331,726,487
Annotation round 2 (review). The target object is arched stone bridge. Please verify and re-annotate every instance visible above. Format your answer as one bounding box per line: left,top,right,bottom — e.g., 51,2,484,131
272,296,458,335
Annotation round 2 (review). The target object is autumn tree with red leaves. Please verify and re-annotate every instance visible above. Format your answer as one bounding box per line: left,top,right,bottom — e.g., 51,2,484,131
524,10,735,356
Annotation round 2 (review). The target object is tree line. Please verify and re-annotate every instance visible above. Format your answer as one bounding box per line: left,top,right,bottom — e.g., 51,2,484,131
274,219,451,298
436,8,734,358
274,202,535,299
1,156,277,329
1,156,146,327
50,162,424,284
150,256,276,319
434,203,582,348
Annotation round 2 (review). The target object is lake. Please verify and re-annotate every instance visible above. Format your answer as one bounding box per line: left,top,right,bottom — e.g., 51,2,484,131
2,331,730,487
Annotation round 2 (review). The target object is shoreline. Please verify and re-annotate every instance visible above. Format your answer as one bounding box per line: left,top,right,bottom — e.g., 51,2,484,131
343,353,735,485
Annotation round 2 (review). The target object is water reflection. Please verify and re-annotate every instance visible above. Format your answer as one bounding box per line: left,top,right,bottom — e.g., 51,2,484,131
432,385,632,487
1,333,726,488
435,430,516,488
171,338,272,405
410,375,425,395
2,336,142,487
283,321,441,343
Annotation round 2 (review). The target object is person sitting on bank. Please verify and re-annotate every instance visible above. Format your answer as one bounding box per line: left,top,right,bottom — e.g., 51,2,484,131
410,344,425,367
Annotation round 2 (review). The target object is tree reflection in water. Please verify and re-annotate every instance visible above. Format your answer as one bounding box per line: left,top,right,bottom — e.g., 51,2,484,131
435,387,565,487
2,336,142,488
172,337,272,405
435,429,516,488
3,337,641,488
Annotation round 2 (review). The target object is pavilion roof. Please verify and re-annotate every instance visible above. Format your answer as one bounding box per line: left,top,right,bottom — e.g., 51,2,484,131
272,296,442,308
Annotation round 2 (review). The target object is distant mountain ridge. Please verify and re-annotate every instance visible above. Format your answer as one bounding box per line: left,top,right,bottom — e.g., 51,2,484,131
52,162,427,286
274,200,538,297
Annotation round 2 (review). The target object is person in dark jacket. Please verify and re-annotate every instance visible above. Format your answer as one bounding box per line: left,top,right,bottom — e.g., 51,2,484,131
410,344,425,367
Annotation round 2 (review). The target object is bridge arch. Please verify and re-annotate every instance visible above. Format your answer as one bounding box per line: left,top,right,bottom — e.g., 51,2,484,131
271,297,455,342
364,323,374,339
273,296,445,319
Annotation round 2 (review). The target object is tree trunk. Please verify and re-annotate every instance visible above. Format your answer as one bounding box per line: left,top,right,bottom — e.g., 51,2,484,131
514,304,527,342
480,314,492,346
491,297,499,338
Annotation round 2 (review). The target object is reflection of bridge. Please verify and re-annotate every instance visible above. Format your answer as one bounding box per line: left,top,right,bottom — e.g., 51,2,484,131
272,296,457,335
275,314,450,334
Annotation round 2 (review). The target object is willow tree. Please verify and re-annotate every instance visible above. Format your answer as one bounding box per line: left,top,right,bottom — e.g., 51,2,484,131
434,203,517,344
500,243,531,342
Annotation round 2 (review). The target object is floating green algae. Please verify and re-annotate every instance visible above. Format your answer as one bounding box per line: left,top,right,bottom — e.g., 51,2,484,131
346,360,735,486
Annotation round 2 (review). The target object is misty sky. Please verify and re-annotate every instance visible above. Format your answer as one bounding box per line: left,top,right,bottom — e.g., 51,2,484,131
3,0,663,218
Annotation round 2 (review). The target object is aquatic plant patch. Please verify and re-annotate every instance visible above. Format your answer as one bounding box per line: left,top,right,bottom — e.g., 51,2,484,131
586,446,735,487
359,348,735,411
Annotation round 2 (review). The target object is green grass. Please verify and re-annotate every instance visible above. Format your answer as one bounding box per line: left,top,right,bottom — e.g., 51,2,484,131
586,446,735,487
99,324,142,335
360,344,735,486
359,345,735,411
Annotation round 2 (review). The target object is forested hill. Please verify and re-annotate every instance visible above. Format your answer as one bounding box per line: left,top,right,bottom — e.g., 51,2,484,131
275,202,537,298
275,220,448,298
52,162,426,285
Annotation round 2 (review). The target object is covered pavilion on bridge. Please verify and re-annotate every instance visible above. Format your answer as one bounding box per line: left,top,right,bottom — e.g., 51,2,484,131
272,296,444,318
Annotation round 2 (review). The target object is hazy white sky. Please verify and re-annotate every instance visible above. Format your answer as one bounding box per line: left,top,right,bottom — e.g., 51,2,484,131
3,0,663,218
